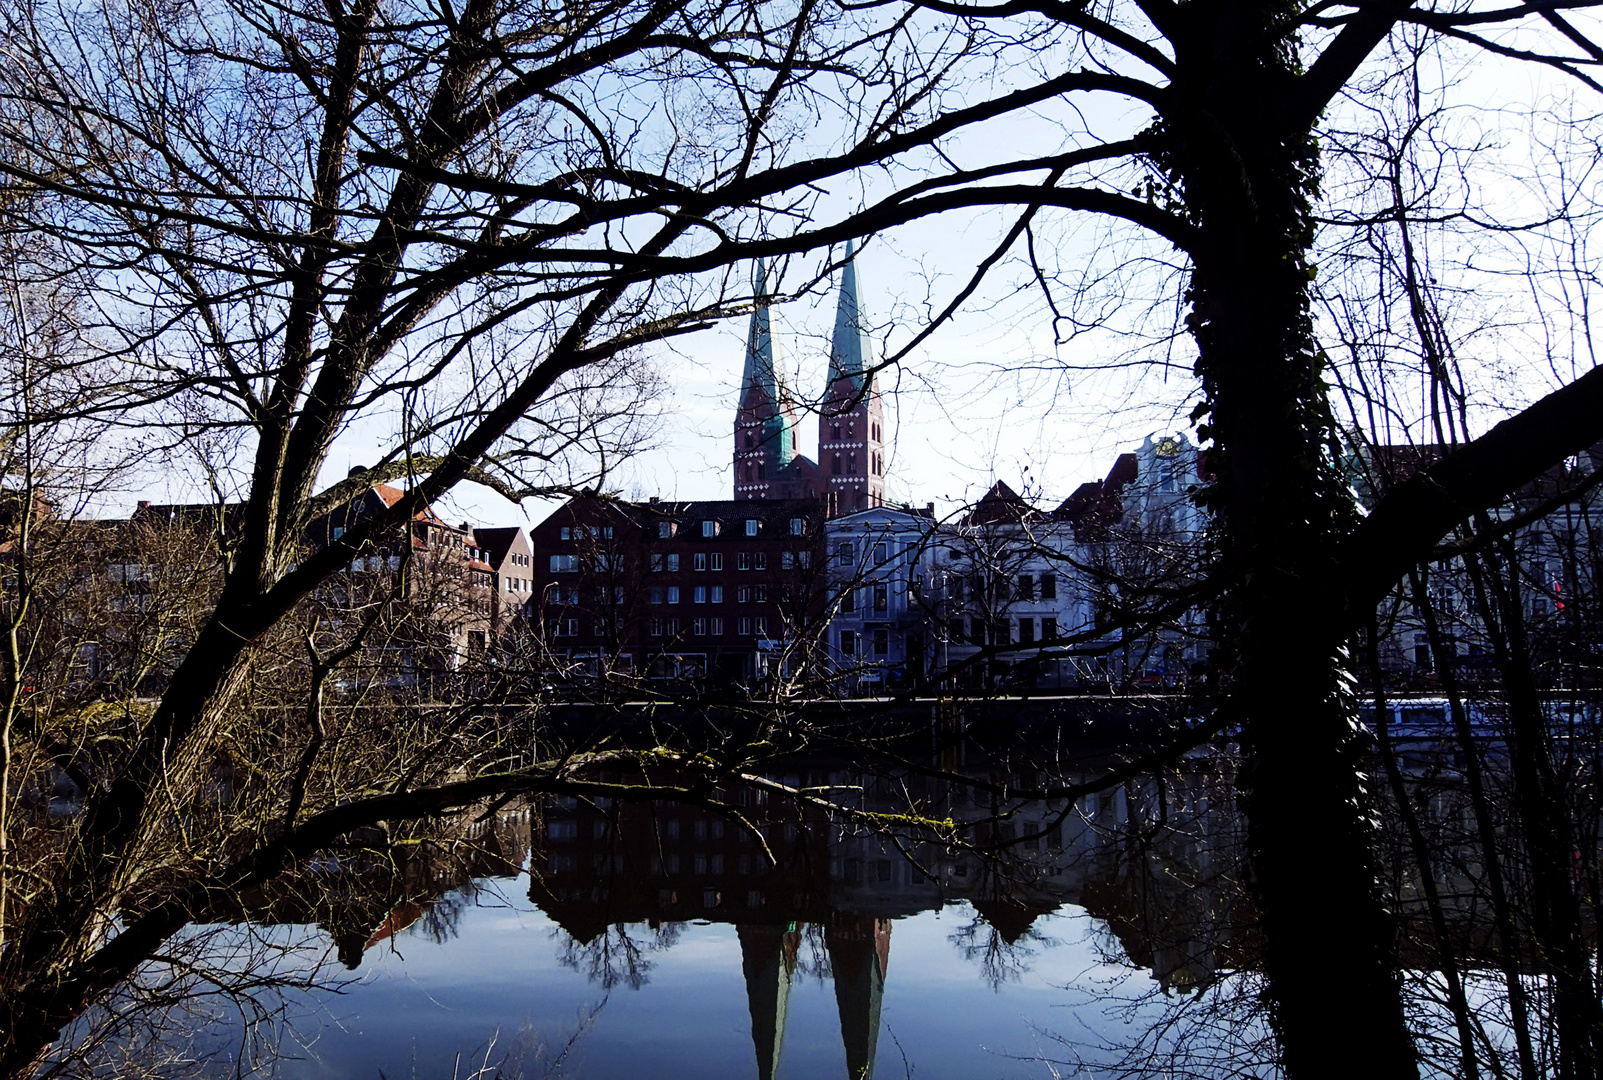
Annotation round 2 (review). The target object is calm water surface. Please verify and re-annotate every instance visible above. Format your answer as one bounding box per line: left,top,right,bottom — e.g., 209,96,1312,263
266,879,1167,1080
190,754,1241,1080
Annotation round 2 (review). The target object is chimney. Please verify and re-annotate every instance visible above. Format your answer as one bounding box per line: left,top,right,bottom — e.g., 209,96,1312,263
649,496,660,504
136,500,150,511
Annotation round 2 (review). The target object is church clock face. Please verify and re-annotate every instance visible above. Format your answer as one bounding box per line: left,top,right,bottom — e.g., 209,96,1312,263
1155,437,1179,458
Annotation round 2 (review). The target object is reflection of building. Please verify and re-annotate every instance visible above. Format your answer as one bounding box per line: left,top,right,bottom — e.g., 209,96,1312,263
739,924,798,1080
200,808,531,971
826,916,890,1080
527,749,1251,1075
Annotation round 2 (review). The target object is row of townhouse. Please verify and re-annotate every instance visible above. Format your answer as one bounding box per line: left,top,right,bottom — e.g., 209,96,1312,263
521,425,1603,697
1352,441,1603,685
60,484,538,696
522,432,1211,694
821,432,1209,693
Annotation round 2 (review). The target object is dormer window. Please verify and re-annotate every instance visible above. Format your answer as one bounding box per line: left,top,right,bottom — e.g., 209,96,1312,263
745,519,758,536
702,520,719,537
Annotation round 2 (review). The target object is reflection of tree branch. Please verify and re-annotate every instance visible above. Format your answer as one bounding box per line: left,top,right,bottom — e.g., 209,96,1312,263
948,911,1051,992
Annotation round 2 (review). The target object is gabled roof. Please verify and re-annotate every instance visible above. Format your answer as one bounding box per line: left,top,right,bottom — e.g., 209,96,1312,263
964,480,1039,526
1051,453,1139,539
473,526,527,569
130,500,248,534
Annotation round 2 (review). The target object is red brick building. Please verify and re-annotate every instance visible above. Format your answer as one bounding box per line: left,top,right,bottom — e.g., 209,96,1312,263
527,497,828,684
734,245,887,513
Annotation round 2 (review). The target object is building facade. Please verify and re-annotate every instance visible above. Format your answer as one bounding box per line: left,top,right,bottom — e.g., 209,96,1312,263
823,505,936,692
528,497,829,684
733,245,886,512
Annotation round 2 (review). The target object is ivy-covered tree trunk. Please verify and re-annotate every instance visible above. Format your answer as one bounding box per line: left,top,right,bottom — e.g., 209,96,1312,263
1158,5,1418,1076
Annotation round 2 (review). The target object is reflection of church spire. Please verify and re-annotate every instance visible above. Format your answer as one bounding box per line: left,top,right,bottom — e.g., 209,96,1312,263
740,924,800,1080
825,916,891,1080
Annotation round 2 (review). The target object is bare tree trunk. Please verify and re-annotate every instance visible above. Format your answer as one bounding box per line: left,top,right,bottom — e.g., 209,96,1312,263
1166,8,1417,1069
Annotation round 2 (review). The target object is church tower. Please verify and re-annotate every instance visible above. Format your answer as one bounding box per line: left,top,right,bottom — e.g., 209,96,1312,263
818,242,887,513
734,262,800,500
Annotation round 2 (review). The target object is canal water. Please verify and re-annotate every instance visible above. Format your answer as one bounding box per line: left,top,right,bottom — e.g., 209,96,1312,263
125,754,1253,1080
252,877,1177,1080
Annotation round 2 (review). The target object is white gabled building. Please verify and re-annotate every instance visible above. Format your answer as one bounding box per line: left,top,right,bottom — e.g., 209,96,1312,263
817,433,1212,693
822,505,938,693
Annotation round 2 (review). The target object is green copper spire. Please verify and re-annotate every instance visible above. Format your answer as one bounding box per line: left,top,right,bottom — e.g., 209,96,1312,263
827,240,873,398
741,260,797,466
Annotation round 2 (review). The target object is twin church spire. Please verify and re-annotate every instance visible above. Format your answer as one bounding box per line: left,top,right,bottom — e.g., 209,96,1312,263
733,243,888,513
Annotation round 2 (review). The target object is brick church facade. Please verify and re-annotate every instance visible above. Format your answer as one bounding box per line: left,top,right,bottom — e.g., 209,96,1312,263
733,243,887,514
